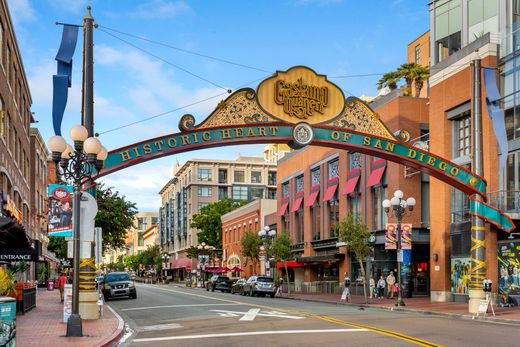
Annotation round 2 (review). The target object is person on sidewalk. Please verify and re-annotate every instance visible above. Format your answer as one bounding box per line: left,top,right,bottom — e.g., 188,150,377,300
369,276,375,299
58,272,68,302
386,271,396,299
377,275,386,302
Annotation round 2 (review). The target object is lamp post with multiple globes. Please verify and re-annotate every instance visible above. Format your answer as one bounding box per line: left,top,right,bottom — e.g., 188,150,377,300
47,125,107,337
382,190,415,307
258,226,277,276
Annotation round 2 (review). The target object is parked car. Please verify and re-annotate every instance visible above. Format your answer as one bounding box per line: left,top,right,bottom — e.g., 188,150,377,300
243,276,276,298
206,275,231,293
95,276,104,289
128,272,137,281
102,272,137,300
231,278,246,295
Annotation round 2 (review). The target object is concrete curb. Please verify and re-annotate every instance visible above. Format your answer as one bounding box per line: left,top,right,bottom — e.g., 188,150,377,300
278,295,520,326
96,305,125,347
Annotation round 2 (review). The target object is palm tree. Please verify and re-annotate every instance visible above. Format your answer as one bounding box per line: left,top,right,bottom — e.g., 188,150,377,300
397,63,417,92
412,65,430,97
377,71,400,91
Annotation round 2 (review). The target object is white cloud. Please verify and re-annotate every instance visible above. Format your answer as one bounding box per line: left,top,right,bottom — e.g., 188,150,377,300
6,0,36,24
48,0,88,14
132,0,191,20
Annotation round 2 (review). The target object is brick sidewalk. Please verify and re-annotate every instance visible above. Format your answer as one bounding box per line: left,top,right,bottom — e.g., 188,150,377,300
16,288,124,347
282,292,520,323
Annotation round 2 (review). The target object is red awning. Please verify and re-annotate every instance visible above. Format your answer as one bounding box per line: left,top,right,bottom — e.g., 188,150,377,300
291,196,304,212
366,165,386,187
171,258,191,271
278,202,289,216
306,190,320,207
276,261,305,269
342,175,360,195
322,184,338,202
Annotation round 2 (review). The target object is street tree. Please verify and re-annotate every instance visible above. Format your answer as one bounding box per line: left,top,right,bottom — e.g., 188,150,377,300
95,183,138,252
48,236,67,260
337,213,373,304
267,231,293,295
191,199,246,248
124,254,140,272
240,229,261,274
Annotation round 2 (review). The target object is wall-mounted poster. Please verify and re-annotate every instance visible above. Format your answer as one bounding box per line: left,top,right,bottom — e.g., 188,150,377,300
47,184,73,237
451,258,470,294
498,241,520,305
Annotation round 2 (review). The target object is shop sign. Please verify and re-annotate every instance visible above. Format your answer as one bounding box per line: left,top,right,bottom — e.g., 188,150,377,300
0,248,37,262
1,192,23,224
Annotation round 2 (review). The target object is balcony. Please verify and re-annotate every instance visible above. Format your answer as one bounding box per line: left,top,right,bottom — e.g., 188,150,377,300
488,191,520,218
291,242,304,253
311,238,338,250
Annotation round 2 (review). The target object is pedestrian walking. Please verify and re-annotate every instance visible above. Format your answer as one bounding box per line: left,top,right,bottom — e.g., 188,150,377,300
58,272,68,302
377,275,386,302
386,271,396,299
369,276,375,299
343,272,351,302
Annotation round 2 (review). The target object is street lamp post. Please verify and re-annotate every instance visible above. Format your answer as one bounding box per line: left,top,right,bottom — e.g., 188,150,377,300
161,253,169,280
48,126,107,337
197,242,210,287
382,190,415,307
258,226,276,276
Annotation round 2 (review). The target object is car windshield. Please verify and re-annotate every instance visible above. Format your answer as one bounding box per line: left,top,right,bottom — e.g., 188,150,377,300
257,277,273,282
105,274,130,282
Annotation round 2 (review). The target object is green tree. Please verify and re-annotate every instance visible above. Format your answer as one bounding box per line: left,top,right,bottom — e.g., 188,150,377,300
48,236,67,260
95,183,138,252
377,71,400,91
411,64,430,97
337,214,373,304
396,63,416,94
124,254,140,272
267,231,293,295
240,229,261,274
185,246,200,259
191,199,246,248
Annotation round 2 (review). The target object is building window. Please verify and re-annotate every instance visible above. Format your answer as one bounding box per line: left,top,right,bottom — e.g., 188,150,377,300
372,186,388,230
453,114,471,158
232,186,248,201
329,195,339,238
328,159,339,179
218,169,227,184
268,171,277,185
282,182,289,198
349,152,361,170
152,217,159,225
267,188,277,199
218,187,228,200
138,217,148,230
311,203,321,241
296,175,304,192
415,44,420,64
451,187,470,222
434,0,461,63
251,171,262,183
295,206,304,243
198,186,212,197
348,194,361,218
468,0,498,43
198,168,212,181
311,168,320,186
234,170,245,183
138,233,144,246
250,187,265,199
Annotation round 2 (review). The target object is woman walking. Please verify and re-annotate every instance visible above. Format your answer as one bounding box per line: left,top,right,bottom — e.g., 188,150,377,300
377,275,386,302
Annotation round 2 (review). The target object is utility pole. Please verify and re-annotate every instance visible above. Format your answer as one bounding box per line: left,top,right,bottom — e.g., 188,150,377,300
468,55,487,314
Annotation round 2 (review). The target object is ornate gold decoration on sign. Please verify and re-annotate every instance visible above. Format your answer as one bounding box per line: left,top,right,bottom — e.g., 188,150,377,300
329,97,396,140
257,66,345,125
195,89,277,129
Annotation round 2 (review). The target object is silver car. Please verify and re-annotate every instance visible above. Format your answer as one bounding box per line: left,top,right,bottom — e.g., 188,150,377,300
243,276,276,298
102,272,137,300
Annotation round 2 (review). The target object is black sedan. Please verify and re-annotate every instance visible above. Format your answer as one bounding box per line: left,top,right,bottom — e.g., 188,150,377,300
206,275,232,293
231,279,246,294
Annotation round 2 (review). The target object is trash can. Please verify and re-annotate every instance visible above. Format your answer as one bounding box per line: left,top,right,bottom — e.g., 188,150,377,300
47,280,54,291
0,296,16,347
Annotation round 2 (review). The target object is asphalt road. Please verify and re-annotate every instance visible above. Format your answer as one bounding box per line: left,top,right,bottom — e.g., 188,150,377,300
108,283,519,347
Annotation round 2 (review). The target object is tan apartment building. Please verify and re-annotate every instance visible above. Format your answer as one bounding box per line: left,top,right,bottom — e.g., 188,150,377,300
159,155,277,281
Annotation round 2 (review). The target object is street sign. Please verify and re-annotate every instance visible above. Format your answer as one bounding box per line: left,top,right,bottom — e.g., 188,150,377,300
397,250,403,262
210,309,305,321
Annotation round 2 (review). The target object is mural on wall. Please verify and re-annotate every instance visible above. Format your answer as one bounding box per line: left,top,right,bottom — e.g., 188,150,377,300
498,241,520,304
451,258,471,294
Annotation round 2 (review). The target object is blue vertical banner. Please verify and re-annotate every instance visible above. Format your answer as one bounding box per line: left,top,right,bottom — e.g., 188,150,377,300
47,184,73,237
52,25,79,136
483,67,508,171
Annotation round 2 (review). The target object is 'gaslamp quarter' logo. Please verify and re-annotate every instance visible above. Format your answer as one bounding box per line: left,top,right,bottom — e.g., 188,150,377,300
274,78,328,119
257,66,345,125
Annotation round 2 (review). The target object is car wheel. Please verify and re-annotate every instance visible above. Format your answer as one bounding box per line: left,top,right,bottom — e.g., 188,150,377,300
250,288,254,297
206,285,209,291
270,293,275,298
211,286,215,292
131,293,137,299
240,289,244,296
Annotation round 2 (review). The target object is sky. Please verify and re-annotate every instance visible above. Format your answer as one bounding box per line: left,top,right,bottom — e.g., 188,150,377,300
7,0,429,212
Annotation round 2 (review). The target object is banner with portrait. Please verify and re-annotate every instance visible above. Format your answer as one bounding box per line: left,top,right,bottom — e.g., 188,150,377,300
47,184,73,237
385,223,397,250
451,257,470,294
498,241,520,305
401,223,412,250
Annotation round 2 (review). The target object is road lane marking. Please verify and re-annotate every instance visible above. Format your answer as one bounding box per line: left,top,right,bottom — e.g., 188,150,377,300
239,308,260,321
132,328,368,342
137,323,182,331
210,309,305,320
122,303,240,311
143,284,442,347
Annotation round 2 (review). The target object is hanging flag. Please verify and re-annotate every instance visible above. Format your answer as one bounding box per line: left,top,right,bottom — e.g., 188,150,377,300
483,67,508,171
52,25,79,136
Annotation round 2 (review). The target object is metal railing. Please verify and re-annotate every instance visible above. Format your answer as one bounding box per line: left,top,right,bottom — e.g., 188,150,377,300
285,281,366,296
488,190,520,213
